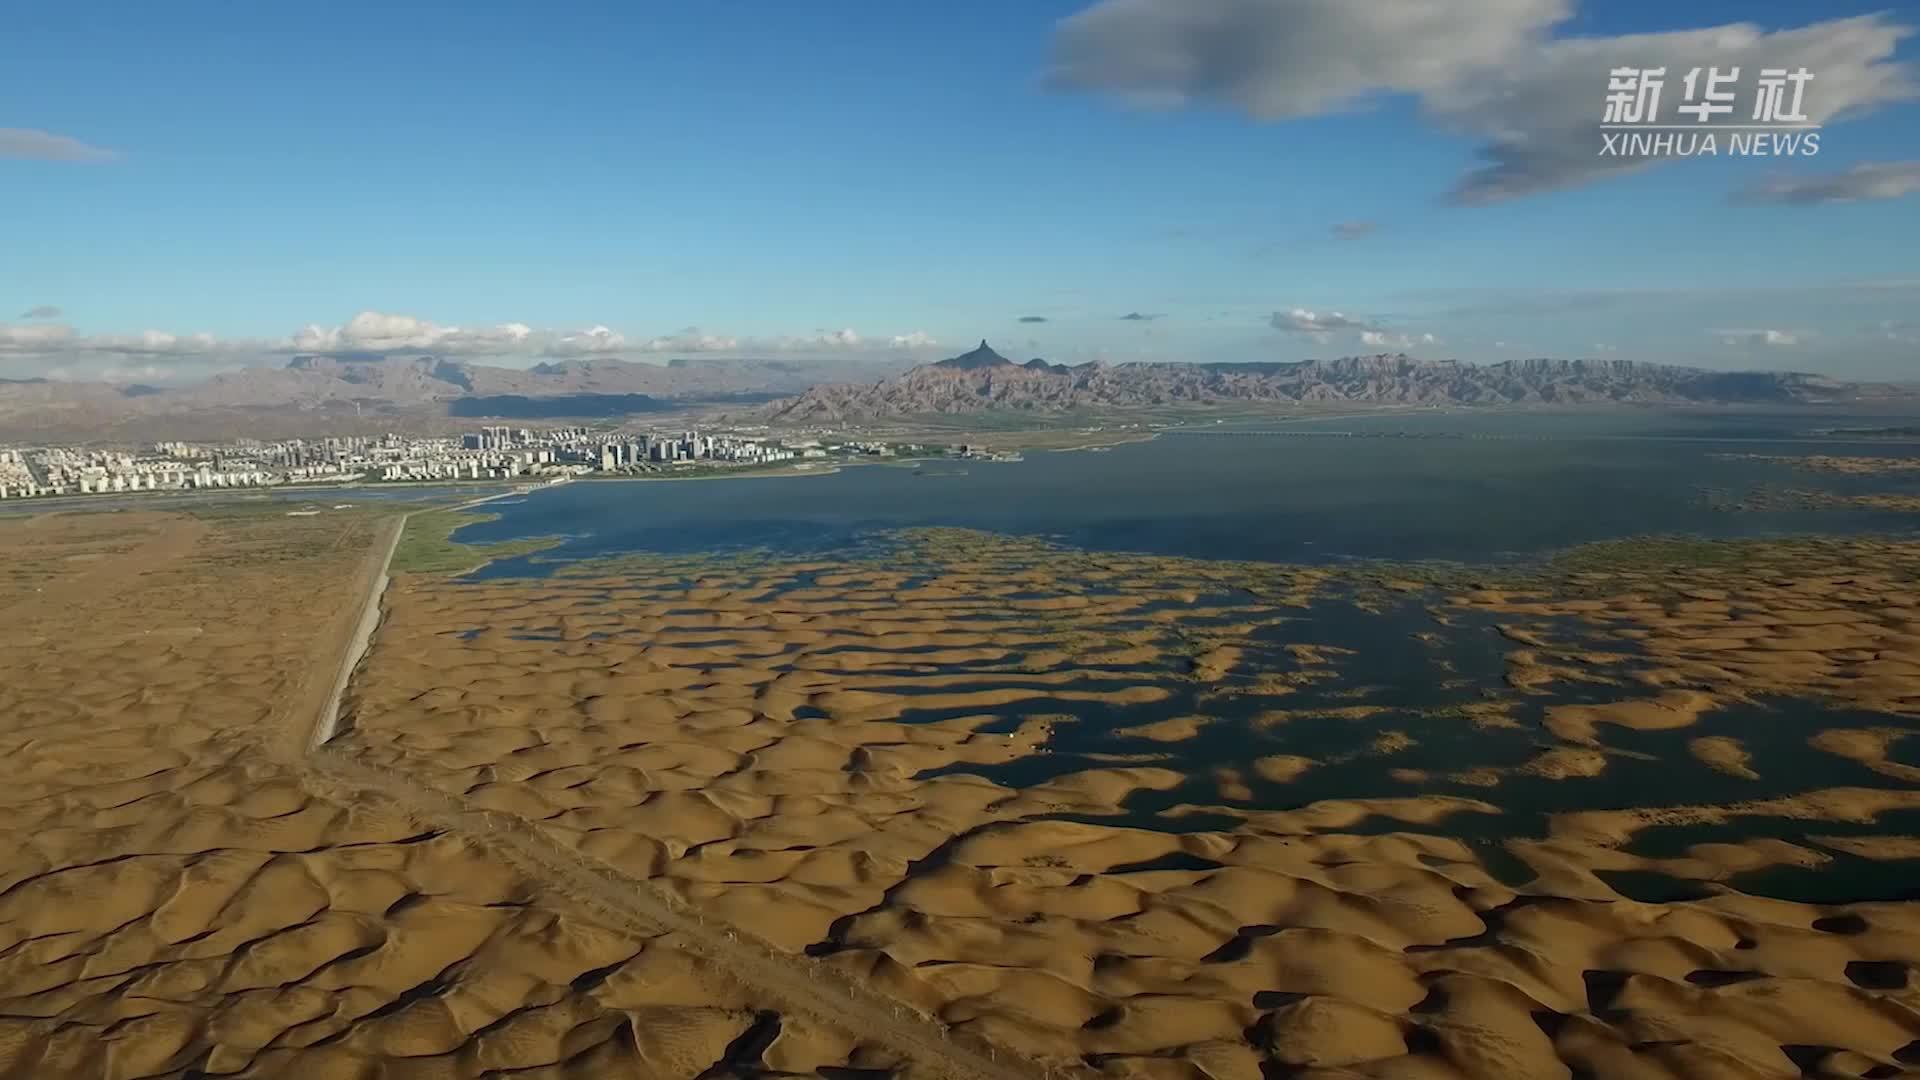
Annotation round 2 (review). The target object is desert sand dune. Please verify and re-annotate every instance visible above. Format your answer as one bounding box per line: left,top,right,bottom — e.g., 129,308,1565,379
327,524,1920,1077
0,509,960,1079
10,502,1920,1077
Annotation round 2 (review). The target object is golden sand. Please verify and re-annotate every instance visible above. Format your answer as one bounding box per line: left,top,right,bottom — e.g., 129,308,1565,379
323,526,1920,1076
10,503,1920,1078
0,509,915,1079
1716,452,1920,475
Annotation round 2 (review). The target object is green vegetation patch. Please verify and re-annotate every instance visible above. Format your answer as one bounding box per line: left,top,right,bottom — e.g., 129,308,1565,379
391,509,558,575
1547,535,1756,574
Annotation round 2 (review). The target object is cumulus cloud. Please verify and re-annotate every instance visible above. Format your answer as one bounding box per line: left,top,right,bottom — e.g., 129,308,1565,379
284,315,939,359
1331,220,1378,240
1735,161,1920,205
19,305,61,320
93,330,224,355
0,323,76,350
1269,307,1439,349
289,311,540,356
1051,0,1563,116
1360,330,1440,349
1714,327,1799,346
633,328,741,353
0,309,943,380
1018,315,1050,323
545,326,627,356
0,321,253,381
0,128,118,162
1270,308,1370,334
1441,17,1917,204
1050,2,1917,203
0,323,246,359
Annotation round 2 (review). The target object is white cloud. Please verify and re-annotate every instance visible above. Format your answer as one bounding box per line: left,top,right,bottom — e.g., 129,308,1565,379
93,330,224,355
289,311,540,356
633,327,742,353
0,323,76,350
1736,161,1920,205
1271,307,1370,334
1713,327,1800,346
1359,329,1439,349
651,327,940,355
0,321,252,380
1050,2,1917,203
1272,309,1438,349
0,309,945,380
0,323,232,358
288,315,939,359
1050,0,1565,117
811,328,863,348
546,325,627,356
0,128,117,162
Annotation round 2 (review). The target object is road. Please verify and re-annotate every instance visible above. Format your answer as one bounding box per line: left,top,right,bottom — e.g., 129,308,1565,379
310,514,403,748
287,505,1047,1080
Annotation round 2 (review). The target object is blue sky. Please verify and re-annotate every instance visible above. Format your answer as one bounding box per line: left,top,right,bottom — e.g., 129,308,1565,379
3,0,1917,380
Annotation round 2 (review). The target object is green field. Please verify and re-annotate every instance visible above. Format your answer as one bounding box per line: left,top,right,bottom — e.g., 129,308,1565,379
391,508,558,575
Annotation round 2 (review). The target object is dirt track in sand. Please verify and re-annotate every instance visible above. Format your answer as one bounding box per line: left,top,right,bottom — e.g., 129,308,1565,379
307,515,402,749
294,509,1041,1080
300,751,1040,1080
2,509,824,1078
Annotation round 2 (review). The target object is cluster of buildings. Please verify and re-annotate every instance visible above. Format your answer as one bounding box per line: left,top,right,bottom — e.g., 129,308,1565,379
1,446,290,499
591,431,822,473
0,424,907,502
0,431,581,499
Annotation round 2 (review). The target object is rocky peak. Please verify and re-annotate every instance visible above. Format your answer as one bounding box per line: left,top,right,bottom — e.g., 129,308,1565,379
935,340,1015,370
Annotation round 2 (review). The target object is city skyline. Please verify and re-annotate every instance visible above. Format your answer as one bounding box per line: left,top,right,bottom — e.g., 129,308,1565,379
5,0,1918,383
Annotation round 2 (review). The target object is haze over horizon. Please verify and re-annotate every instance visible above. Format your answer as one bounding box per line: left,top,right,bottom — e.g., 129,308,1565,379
5,0,1918,384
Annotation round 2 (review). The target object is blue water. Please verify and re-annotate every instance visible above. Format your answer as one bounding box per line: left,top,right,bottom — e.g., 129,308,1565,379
435,407,1920,902
455,408,1920,573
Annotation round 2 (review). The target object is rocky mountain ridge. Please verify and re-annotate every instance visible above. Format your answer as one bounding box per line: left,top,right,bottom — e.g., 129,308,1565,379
758,341,1886,422
0,353,913,439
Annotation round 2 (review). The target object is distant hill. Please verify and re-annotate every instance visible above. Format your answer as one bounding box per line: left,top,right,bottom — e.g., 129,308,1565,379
6,342,1909,441
758,343,1899,422
0,352,914,439
935,340,1016,370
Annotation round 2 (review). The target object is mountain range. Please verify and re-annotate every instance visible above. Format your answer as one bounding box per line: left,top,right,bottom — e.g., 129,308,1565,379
1,341,1908,441
0,353,914,440
756,340,1900,422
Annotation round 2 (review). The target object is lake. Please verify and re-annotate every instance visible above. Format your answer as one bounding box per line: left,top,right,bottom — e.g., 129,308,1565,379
422,407,1920,904
457,407,1920,572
